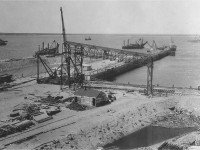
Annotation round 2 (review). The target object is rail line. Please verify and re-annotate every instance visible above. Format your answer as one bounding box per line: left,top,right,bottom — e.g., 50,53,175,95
0,115,76,145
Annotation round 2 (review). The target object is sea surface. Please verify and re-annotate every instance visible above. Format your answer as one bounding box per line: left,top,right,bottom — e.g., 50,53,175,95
0,34,199,88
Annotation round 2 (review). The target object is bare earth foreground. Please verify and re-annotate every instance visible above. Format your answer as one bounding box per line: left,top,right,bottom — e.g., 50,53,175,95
1,77,200,150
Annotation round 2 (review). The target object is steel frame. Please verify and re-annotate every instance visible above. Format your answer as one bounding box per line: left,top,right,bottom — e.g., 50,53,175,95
60,42,84,89
147,56,153,95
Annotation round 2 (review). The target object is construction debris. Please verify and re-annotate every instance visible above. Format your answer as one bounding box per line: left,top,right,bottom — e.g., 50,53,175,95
153,107,200,128
38,95,63,104
12,120,34,131
60,97,74,103
0,124,15,138
46,106,61,115
158,142,184,150
0,120,34,138
12,102,40,116
66,101,88,111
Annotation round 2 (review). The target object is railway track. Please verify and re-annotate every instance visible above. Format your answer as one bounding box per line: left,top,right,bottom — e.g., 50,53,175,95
0,114,76,147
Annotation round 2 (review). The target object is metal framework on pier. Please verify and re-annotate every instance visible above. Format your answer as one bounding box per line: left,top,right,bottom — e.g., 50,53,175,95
60,7,84,90
60,42,84,89
147,56,154,95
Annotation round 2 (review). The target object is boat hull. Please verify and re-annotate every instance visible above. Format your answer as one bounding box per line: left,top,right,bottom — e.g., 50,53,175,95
122,45,144,49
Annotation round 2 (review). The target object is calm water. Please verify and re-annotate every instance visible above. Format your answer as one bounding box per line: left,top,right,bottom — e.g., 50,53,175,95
0,34,199,87
104,126,196,149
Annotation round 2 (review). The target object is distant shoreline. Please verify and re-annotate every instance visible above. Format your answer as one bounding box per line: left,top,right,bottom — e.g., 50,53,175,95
0,33,197,36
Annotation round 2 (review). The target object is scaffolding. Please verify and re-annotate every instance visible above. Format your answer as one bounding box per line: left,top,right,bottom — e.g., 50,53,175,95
60,7,84,90
60,42,84,90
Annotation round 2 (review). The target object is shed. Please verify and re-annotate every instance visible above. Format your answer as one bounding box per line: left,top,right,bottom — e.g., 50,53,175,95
83,64,92,71
74,88,108,107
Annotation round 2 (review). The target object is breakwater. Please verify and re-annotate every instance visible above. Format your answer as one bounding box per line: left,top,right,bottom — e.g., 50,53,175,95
0,57,50,73
0,57,50,79
0,57,37,72
92,49,171,80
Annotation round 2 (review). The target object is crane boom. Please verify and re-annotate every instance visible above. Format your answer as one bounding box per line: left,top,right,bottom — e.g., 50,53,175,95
60,7,71,88
60,7,67,45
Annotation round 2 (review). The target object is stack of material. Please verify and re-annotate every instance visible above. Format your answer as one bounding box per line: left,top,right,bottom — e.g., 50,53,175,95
39,95,63,105
66,101,87,111
33,113,53,123
60,97,74,103
158,142,183,150
12,102,40,116
46,106,61,115
0,124,14,138
12,120,34,131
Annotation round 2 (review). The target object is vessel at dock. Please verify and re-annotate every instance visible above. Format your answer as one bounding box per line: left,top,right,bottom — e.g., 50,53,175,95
122,38,147,49
147,40,168,51
169,37,177,51
169,44,177,51
0,38,8,46
188,35,200,43
35,40,59,56
85,36,91,40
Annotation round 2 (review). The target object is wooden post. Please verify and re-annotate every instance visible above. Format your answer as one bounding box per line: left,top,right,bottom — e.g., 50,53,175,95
42,42,44,50
60,44,63,90
37,53,39,83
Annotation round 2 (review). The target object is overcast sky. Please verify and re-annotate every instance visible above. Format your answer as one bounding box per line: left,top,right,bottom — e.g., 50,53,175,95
0,0,200,34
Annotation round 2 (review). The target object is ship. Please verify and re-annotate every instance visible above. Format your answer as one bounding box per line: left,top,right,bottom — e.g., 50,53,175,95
85,36,91,40
0,39,8,46
35,40,59,56
169,37,177,51
157,45,168,50
122,38,147,49
188,35,200,43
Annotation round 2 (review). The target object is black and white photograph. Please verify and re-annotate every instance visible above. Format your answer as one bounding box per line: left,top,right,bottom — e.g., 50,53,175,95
0,0,200,149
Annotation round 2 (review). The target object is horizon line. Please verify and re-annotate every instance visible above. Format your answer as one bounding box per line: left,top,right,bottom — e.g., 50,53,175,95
0,32,198,36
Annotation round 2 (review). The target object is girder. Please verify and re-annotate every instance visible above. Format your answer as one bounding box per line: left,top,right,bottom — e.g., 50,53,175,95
65,41,148,57
147,56,154,95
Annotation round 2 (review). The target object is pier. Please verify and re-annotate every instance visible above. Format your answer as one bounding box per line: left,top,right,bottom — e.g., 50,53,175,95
36,39,173,91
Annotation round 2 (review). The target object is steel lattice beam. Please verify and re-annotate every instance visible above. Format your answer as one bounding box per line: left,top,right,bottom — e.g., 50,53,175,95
147,56,153,95
61,42,84,89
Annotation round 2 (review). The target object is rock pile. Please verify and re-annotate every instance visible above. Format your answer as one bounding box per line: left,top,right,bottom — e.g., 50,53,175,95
66,101,87,111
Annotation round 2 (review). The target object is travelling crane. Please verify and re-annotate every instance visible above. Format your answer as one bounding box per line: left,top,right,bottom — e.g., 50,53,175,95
60,7,84,90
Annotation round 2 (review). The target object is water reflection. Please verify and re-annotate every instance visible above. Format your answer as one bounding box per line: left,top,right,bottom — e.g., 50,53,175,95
104,125,196,149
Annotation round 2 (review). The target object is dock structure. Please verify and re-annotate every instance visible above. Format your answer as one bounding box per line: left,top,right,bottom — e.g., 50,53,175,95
65,40,149,58
36,40,171,86
36,40,148,86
